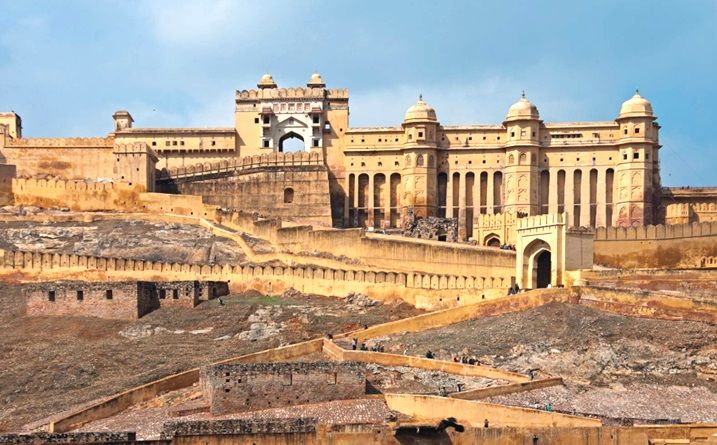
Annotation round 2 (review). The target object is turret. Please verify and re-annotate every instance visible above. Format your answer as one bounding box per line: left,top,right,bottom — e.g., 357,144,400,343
401,96,439,219
112,110,134,132
614,90,659,226
502,94,541,216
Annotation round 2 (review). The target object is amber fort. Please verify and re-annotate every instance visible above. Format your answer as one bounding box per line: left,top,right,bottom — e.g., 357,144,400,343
1,74,717,445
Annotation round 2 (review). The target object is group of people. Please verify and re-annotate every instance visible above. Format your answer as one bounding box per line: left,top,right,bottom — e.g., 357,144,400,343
453,355,481,365
350,338,385,352
499,244,516,251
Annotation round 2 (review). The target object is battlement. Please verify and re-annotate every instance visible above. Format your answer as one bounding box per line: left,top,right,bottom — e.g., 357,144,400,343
158,150,324,181
516,212,566,230
12,177,120,192
594,221,717,241
6,137,113,147
162,418,317,438
236,87,348,102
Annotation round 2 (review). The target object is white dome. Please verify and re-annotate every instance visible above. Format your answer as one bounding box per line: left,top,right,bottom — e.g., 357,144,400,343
618,90,653,119
404,95,437,124
505,94,539,121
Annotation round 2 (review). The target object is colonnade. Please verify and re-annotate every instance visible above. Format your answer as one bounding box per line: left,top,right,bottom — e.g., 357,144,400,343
344,167,616,233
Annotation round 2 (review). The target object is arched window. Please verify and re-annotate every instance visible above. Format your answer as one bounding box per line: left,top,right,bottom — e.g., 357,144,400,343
416,154,425,167
283,188,294,204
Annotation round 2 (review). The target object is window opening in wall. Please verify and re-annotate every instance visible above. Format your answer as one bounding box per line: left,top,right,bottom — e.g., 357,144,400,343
633,152,639,159
511,132,515,137
646,153,650,160
263,139,270,148
106,290,113,300
159,289,166,299
263,116,270,124
211,141,216,146
76,290,83,301
173,141,177,145
254,117,259,124
521,130,526,136
48,290,55,302
165,141,170,146
172,289,179,299
328,372,338,385
180,141,185,146
282,373,292,386
152,141,156,146
312,138,319,147
312,115,319,124
624,129,628,135
623,153,628,160
635,128,640,134
284,188,294,204
408,134,413,140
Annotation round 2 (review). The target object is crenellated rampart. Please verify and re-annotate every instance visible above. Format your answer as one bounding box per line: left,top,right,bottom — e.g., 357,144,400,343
593,221,717,268
217,209,517,282
0,248,508,308
157,150,324,181
11,177,144,211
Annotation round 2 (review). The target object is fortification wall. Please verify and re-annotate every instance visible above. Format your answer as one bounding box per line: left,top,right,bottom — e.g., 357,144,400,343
220,209,516,280
12,178,144,211
0,248,507,309
0,163,16,205
158,152,332,226
24,281,151,320
384,394,602,428
593,222,717,268
201,362,365,415
0,138,115,179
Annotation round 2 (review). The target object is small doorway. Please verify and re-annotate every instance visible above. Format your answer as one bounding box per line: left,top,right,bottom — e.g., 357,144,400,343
536,250,551,288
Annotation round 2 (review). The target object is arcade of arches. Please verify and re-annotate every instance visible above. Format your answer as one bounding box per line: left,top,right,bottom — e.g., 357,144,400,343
345,168,615,236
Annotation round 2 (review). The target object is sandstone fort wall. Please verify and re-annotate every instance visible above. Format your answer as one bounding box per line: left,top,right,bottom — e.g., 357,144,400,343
593,222,717,268
201,362,365,415
157,151,332,226
0,137,115,179
0,248,508,309
220,209,516,279
25,281,153,320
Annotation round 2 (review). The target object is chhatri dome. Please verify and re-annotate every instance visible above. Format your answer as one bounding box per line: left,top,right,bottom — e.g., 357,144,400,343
505,93,540,121
404,95,438,124
618,90,653,119
257,73,277,89
307,72,326,88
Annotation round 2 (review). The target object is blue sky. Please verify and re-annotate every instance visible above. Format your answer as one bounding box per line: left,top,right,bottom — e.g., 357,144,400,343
1,0,715,186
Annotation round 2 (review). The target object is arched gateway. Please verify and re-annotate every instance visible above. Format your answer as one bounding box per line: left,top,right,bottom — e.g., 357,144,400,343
515,213,593,290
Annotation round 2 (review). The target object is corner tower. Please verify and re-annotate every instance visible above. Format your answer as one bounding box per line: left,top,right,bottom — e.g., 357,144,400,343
614,91,660,226
502,94,541,216
401,95,439,219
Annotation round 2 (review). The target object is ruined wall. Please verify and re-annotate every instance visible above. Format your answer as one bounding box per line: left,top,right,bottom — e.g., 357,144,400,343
23,280,228,320
162,418,316,444
24,281,153,320
157,152,332,226
0,138,115,179
200,362,365,415
593,222,717,268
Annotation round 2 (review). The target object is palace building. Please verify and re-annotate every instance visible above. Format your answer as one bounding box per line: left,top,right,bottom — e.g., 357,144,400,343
0,74,714,243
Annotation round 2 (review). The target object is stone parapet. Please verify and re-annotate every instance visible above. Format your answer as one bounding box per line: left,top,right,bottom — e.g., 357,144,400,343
162,418,317,438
